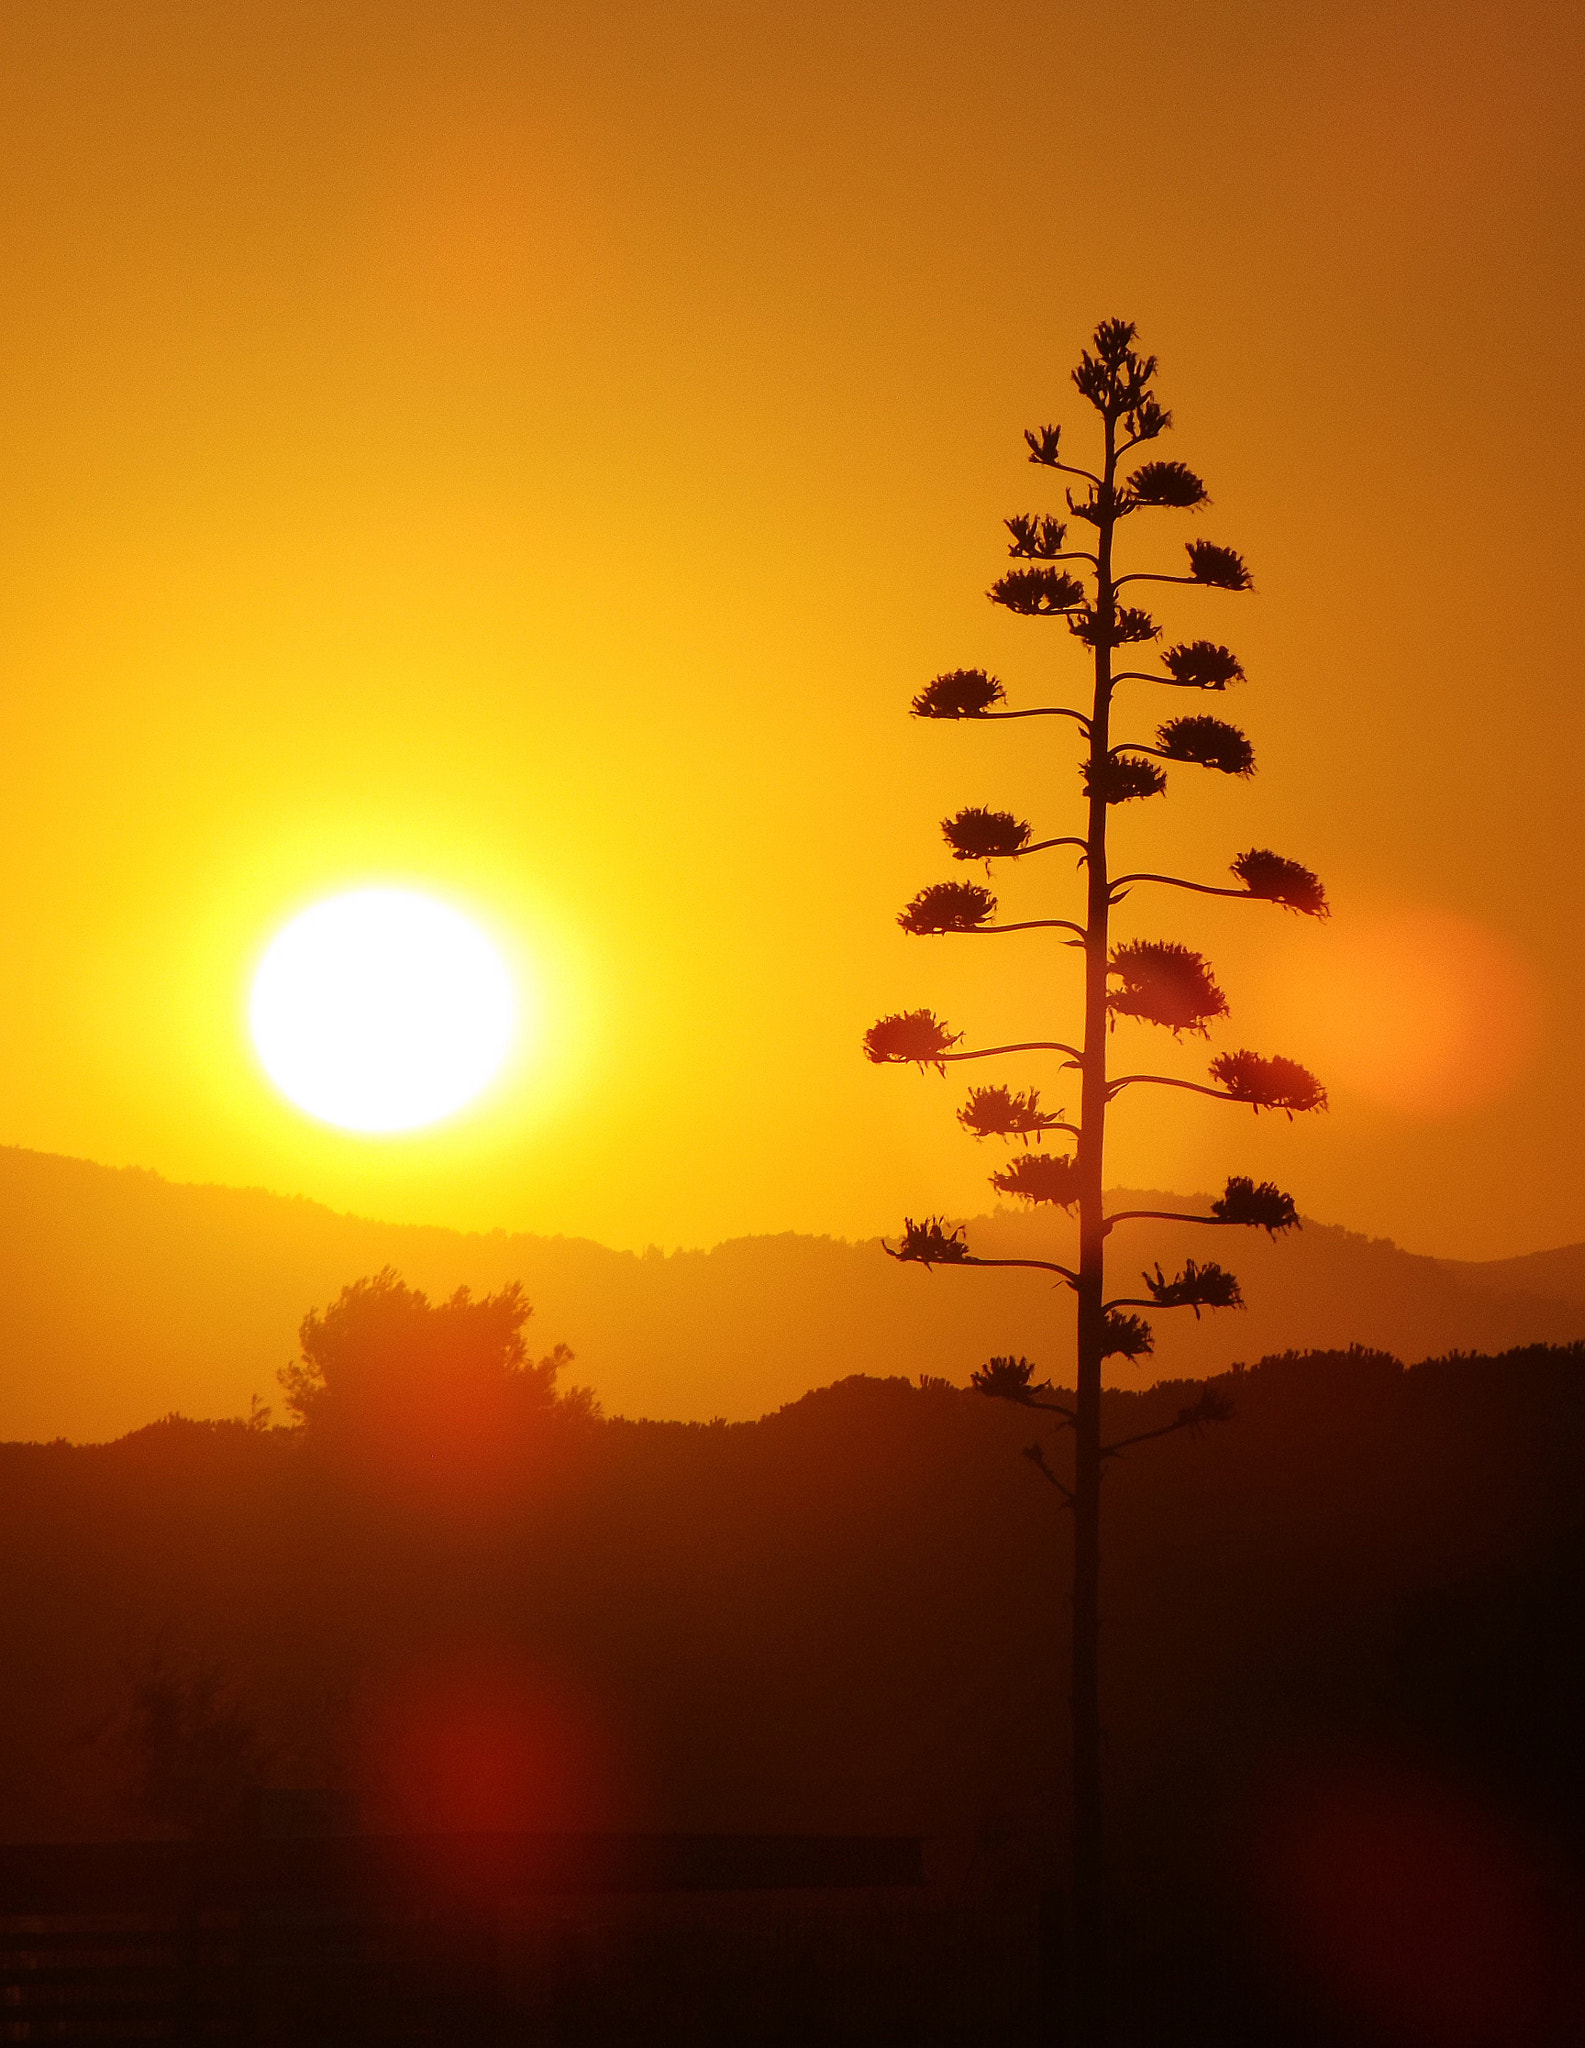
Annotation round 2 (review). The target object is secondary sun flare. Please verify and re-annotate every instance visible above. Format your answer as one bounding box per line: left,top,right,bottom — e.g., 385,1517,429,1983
250,889,518,1132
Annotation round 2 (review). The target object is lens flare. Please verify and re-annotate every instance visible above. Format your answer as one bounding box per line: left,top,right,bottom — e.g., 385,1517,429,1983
250,889,517,1132
1257,903,1538,1119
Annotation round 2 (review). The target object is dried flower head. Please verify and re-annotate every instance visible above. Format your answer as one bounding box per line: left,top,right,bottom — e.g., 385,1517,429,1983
1124,396,1171,444
911,668,1006,719
1024,423,1063,467
891,1216,971,1266
1074,321,1161,420
1143,1258,1244,1317
1004,514,1070,559
1185,540,1254,592
898,882,996,935
1160,641,1245,690
1072,356,1114,411
1210,1050,1328,1116
1231,849,1329,917
1211,1175,1300,1233
958,1085,1063,1141
1083,755,1167,804
1069,605,1160,649
1102,1311,1154,1361
1155,716,1255,777
1092,317,1140,366
1068,483,1141,528
943,806,1032,862
989,567,1088,616
1066,489,1105,528
990,1150,1082,1210
1108,941,1229,1035
863,1009,963,1070
1126,461,1209,510
971,1354,1042,1402
1177,1384,1235,1429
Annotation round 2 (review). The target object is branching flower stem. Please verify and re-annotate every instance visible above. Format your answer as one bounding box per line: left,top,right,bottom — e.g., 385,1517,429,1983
976,707,1092,730
1024,1442,1076,1502
935,1040,1085,1066
1044,460,1103,487
1112,572,1210,590
1100,1415,1206,1459
1103,1208,1223,1236
964,1254,1080,1287
1110,871,1254,904
1106,1073,1240,1105
1009,837,1091,859
1111,670,1214,690
963,919,1090,942
886,1246,1081,1287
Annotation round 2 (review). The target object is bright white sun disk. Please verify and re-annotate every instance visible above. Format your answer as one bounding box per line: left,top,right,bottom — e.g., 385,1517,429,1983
250,890,518,1131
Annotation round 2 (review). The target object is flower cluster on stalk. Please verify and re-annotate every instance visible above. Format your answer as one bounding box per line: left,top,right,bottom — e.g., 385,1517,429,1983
990,1151,1082,1210
1107,941,1228,1035
1211,1176,1300,1233
897,882,996,936
943,807,1033,862
1232,849,1329,916
970,1354,1046,1401
1154,716,1255,776
1084,756,1167,805
957,1085,1065,1141
1209,1052,1327,1117
1160,641,1244,688
911,668,1005,719
862,1010,961,1071
1142,1258,1244,1317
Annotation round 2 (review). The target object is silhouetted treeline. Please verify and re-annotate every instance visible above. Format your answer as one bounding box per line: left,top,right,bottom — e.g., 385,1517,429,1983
4,1343,1584,2041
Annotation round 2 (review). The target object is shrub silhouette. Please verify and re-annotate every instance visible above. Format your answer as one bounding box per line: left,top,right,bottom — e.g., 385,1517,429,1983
280,1268,594,1499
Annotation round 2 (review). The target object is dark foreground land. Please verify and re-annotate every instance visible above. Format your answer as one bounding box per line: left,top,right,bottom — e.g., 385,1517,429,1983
0,1830,968,2044
4,1344,1584,2041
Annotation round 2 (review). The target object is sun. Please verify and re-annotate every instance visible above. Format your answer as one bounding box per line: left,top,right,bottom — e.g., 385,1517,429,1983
250,889,519,1132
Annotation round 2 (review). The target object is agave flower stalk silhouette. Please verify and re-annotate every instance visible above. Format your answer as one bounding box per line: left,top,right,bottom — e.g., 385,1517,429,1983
863,319,1327,2044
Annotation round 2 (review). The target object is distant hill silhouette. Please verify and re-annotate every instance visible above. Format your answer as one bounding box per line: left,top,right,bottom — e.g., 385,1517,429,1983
2,1143,1584,1441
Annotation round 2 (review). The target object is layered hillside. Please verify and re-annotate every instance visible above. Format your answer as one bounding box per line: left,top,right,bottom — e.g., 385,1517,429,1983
2,1145,1583,1440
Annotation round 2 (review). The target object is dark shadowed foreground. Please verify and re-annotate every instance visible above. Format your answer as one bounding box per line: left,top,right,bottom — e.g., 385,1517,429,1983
3,1347,1584,2041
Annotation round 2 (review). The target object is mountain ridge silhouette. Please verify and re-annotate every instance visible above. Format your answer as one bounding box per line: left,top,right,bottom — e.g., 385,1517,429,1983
2,1143,1582,1442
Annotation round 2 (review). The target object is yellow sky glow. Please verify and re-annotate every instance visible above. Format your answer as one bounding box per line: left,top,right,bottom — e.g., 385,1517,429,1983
0,0,1578,1260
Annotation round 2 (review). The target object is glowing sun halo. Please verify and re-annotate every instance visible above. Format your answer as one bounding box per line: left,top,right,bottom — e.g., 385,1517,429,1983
250,890,518,1132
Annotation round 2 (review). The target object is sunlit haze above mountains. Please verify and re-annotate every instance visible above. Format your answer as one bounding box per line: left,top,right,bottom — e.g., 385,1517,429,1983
0,0,1578,1261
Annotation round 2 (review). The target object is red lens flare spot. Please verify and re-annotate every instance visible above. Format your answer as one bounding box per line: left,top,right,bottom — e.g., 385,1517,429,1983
357,1656,633,1841
1261,1770,1582,2043
1260,903,1539,1118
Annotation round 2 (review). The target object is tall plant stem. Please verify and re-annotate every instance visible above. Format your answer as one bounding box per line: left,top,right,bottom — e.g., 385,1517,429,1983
1070,414,1117,2045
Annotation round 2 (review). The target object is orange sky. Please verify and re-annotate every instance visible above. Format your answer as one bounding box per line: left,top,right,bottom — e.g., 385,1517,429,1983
0,0,1579,1261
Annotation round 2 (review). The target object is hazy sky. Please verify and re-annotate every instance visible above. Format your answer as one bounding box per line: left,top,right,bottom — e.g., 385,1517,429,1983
0,0,1579,1259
